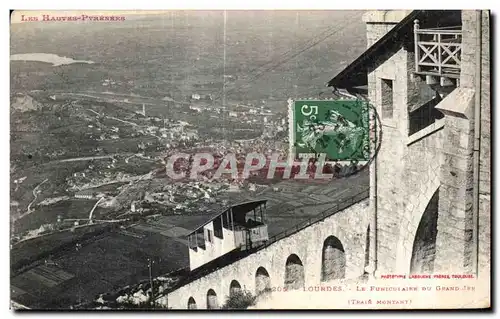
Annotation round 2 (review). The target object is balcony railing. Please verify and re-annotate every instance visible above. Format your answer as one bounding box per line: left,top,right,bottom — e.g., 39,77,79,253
414,20,462,78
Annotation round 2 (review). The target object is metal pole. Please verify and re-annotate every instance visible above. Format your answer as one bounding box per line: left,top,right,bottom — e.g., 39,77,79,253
472,10,483,277
369,104,378,279
230,208,234,231
148,258,155,308
264,203,267,223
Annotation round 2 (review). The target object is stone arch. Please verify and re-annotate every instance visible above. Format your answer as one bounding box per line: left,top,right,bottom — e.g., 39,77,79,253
321,236,346,281
187,297,197,309
255,266,271,296
284,254,305,290
395,173,440,274
410,188,439,274
206,289,218,309
229,279,242,297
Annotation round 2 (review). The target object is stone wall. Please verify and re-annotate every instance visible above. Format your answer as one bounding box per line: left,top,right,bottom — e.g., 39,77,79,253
478,10,491,281
394,126,442,274
363,10,411,47
368,47,408,273
434,111,474,273
433,10,491,275
165,200,369,309
367,10,490,277
367,43,444,275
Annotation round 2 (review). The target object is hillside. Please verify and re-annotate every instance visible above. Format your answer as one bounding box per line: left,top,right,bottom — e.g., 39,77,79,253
10,11,369,308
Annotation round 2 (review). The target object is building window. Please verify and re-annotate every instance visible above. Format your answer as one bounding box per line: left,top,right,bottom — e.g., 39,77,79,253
408,96,444,136
205,229,213,243
213,216,224,239
381,79,394,119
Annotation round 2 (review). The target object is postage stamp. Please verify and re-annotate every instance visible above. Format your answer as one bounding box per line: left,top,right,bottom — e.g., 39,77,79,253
288,98,370,163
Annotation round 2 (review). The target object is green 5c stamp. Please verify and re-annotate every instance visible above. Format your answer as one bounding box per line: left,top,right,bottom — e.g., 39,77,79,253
288,98,370,162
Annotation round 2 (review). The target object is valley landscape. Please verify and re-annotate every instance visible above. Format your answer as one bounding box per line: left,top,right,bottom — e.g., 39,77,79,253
10,10,368,309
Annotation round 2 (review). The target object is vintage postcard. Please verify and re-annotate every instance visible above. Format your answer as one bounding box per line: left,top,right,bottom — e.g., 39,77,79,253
10,9,491,310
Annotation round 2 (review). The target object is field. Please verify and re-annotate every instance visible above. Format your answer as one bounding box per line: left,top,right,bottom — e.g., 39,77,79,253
13,199,97,234
11,228,187,308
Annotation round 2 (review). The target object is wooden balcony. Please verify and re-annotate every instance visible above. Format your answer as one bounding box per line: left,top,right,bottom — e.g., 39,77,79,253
414,20,462,82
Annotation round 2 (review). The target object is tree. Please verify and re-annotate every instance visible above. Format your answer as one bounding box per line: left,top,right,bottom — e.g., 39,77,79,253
221,290,256,310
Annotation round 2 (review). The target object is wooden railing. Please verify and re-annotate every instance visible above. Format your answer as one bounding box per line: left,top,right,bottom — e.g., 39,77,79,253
414,20,462,78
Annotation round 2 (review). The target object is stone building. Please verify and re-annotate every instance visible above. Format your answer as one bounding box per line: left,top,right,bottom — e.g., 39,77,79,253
329,9,490,279
162,10,490,309
74,191,94,200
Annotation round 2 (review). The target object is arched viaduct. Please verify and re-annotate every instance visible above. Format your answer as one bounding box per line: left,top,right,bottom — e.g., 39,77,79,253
163,174,453,310
166,199,373,309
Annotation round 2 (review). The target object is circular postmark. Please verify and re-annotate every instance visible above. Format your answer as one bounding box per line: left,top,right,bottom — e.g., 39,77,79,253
325,102,382,178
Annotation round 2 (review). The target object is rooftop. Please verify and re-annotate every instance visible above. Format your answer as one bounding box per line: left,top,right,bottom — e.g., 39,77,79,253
187,200,268,235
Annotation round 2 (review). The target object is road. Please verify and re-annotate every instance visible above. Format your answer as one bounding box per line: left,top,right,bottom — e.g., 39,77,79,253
56,91,190,106
56,155,118,163
86,106,163,141
55,90,270,114
17,179,49,222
